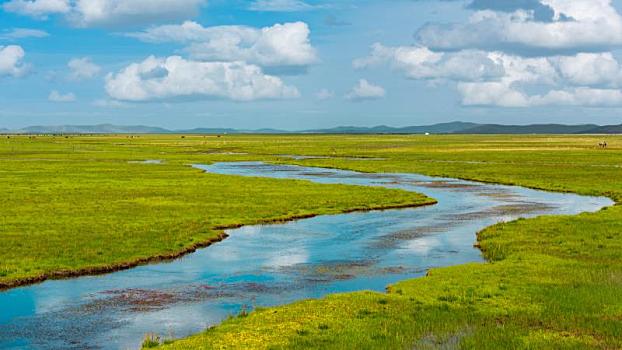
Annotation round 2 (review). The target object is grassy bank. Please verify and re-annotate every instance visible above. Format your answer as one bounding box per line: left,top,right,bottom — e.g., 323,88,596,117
0,135,433,289
2,134,621,348
128,134,620,349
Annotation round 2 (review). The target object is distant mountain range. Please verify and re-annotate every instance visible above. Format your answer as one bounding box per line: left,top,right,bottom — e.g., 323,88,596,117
303,122,480,134
15,124,171,134
2,122,622,135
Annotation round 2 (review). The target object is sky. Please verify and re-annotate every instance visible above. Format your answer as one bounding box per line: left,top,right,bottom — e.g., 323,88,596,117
1,0,622,130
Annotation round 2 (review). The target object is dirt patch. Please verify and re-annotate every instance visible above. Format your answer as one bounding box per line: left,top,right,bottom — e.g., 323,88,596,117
476,191,520,200
92,285,233,312
417,181,482,190
78,282,292,315
444,203,555,221
369,223,456,250
279,259,419,284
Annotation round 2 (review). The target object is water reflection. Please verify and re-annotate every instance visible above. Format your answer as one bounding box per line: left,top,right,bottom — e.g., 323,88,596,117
0,162,612,350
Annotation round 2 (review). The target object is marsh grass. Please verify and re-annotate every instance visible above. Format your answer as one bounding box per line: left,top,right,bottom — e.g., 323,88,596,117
122,134,622,350
2,134,621,348
142,334,161,348
0,135,432,288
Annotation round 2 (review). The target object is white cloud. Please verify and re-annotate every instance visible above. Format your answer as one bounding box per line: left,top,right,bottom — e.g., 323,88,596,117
346,79,385,101
3,0,206,27
354,44,442,70
459,52,622,107
455,52,622,107
534,87,622,106
0,28,49,40
105,56,300,102
352,0,622,109
456,51,622,107
457,82,529,107
128,21,318,70
248,0,318,12
554,53,622,87
458,84,622,107
69,0,206,27
315,88,334,100
354,43,505,82
48,90,76,102
67,57,101,80
357,41,622,108
0,45,28,77
416,0,622,54
488,52,558,85
126,20,219,43
2,0,70,18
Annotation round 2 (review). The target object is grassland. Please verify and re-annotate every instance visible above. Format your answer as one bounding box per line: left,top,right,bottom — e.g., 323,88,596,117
132,134,619,350
0,135,433,289
1,134,621,349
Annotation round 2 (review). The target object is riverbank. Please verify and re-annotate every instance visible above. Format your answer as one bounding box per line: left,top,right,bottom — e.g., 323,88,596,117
1,200,435,291
144,135,622,349
2,135,621,349
157,211,622,349
0,140,433,290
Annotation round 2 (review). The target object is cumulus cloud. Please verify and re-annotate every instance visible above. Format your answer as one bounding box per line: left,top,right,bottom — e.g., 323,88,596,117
127,21,318,71
0,45,28,77
67,57,101,80
248,0,317,12
0,28,49,40
534,88,622,106
354,43,505,82
69,0,205,27
356,0,622,108
457,52,622,107
357,41,622,107
468,0,557,22
48,90,76,102
2,0,70,18
346,79,385,101
105,56,300,102
456,82,527,107
416,0,622,54
458,84,622,107
554,53,622,87
3,0,206,27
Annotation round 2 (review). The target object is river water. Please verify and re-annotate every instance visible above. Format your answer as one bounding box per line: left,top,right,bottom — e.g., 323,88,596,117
0,162,612,350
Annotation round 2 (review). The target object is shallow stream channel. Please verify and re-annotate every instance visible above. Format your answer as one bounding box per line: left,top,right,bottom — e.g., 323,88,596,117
0,162,613,349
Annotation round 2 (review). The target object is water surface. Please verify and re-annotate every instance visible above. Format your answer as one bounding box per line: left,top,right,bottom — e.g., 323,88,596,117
0,162,612,350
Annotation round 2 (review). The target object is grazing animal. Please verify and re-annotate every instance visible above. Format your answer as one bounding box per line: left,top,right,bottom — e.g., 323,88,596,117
599,141,608,148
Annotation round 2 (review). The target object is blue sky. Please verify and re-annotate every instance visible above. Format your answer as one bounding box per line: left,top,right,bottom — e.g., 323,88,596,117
1,0,622,129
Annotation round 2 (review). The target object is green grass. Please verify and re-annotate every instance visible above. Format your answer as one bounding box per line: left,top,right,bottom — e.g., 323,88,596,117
165,210,621,349
0,135,432,288
113,134,619,350
2,134,621,349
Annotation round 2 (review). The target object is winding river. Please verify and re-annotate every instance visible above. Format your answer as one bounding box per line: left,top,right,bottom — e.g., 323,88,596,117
0,162,613,350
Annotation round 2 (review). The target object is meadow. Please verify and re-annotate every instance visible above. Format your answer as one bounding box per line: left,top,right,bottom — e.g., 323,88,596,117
0,135,433,289
1,134,621,349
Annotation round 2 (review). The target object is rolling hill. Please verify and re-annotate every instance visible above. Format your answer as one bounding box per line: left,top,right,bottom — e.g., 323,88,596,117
3,122,622,135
